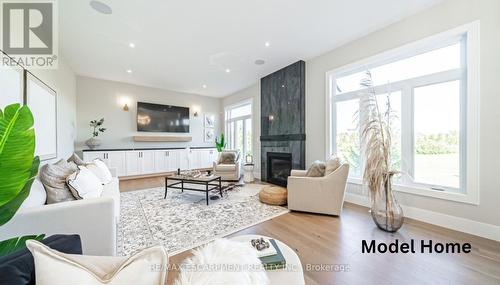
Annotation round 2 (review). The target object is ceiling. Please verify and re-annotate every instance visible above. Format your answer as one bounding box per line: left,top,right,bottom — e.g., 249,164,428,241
60,0,440,98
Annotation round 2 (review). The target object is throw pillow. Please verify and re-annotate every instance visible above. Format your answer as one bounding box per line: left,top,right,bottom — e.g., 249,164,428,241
66,166,104,199
219,151,237,164
86,159,112,184
26,240,168,285
325,156,341,175
39,160,78,204
306,160,326,177
19,178,47,209
175,239,268,285
0,235,82,285
67,153,85,166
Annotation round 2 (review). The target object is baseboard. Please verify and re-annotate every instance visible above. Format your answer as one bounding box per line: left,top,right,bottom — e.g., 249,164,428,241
344,192,500,242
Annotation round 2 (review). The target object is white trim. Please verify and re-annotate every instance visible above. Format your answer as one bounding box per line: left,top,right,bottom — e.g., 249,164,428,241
326,21,480,204
344,192,500,242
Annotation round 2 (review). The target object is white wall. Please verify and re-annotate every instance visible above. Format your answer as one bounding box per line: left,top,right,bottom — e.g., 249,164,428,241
29,57,77,164
221,83,261,177
305,0,500,227
76,76,222,150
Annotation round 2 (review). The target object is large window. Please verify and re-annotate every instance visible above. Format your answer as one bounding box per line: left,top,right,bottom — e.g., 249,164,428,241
225,100,252,159
326,22,479,204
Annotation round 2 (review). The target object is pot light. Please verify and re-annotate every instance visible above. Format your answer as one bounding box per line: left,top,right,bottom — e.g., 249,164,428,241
225,68,231,73
202,84,207,89
126,69,132,74
264,42,270,47
90,1,112,15
129,42,135,48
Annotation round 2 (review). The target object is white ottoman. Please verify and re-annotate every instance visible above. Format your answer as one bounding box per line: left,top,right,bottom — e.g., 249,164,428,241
230,234,305,285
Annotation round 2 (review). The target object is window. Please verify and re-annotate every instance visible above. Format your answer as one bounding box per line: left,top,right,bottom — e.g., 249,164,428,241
326,21,479,204
225,100,253,159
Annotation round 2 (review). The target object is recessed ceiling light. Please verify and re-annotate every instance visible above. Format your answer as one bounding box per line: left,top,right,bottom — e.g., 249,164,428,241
255,59,265,65
126,69,132,74
202,84,207,89
129,42,135,48
264,42,270,47
225,68,231,73
89,1,112,15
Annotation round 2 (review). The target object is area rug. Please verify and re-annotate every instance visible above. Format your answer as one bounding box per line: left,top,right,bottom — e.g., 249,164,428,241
117,183,289,256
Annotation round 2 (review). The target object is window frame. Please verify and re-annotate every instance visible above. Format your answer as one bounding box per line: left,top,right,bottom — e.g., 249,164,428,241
325,21,480,205
224,99,253,159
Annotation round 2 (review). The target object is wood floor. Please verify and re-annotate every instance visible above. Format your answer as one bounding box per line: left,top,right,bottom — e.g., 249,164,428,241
120,177,500,285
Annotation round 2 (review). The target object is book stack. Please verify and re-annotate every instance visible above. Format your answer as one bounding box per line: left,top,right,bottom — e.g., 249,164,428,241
253,239,286,270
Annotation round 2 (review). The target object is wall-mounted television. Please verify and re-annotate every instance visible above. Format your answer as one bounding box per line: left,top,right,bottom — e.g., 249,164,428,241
137,102,190,133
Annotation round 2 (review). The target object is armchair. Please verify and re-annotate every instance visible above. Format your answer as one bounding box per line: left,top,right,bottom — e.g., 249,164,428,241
213,150,241,181
287,163,349,216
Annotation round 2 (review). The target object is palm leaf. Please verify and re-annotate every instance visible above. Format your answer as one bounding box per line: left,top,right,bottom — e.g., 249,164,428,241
0,234,45,256
0,103,38,225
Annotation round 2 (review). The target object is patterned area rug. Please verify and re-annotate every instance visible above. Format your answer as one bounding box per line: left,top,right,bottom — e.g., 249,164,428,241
117,183,289,256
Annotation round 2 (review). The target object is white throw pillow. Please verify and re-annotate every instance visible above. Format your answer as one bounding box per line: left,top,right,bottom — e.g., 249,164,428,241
86,159,112,185
20,178,47,209
66,166,103,199
26,240,168,285
175,239,269,285
325,156,341,175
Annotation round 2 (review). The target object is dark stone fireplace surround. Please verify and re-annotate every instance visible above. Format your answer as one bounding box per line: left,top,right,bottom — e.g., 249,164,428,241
260,61,306,186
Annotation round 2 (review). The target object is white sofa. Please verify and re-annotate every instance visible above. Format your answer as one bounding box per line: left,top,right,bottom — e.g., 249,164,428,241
287,164,349,216
0,169,120,256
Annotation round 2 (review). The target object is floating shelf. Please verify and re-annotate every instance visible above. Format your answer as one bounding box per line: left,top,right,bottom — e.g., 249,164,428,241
133,135,192,142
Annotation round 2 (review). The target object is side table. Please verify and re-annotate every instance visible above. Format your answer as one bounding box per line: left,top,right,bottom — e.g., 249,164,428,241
243,163,255,183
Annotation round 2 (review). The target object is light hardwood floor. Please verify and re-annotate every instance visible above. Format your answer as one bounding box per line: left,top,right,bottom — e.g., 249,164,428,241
120,177,500,285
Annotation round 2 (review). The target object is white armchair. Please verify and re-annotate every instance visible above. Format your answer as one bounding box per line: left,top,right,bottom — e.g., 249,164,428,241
213,150,241,181
287,163,349,216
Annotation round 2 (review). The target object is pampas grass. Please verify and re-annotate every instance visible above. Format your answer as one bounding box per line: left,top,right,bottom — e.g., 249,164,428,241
359,71,400,228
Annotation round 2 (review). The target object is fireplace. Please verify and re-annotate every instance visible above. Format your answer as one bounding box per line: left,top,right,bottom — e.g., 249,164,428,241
267,152,292,187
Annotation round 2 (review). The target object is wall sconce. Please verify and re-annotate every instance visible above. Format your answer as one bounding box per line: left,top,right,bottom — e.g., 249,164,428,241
268,114,274,121
118,96,132,112
123,104,129,111
192,105,200,117
193,111,199,117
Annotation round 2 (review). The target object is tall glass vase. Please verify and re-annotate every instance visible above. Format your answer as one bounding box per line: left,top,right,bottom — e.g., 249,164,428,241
370,173,404,232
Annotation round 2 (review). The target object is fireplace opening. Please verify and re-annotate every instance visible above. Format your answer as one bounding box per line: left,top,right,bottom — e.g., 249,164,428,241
267,152,292,187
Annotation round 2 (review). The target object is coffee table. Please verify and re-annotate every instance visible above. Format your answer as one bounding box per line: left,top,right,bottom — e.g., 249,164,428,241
230,235,305,285
165,175,222,205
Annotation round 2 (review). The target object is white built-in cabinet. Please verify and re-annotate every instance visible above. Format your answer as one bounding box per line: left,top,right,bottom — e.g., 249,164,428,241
82,148,217,178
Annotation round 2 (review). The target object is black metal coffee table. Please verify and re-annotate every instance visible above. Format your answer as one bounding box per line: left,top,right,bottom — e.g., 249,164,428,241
165,175,222,205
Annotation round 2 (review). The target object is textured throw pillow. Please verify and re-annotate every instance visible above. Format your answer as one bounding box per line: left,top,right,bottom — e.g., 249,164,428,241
86,159,112,184
306,160,326,177
66,166,104,199
26,240,168,285
325,156,341,175
19,178,47,209
39,160,78,204
175,239,268,285
67,153,86,166
219,151,237,164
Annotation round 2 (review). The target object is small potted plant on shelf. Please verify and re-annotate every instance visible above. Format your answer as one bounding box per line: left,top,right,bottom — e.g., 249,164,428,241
85,118,106,149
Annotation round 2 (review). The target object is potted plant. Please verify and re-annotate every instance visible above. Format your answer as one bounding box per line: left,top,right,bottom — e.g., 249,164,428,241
359,71,404,232
0,103,44,256
215,133,226,152
85,118,106,149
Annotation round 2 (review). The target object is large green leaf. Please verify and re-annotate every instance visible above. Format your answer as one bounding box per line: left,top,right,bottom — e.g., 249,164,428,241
0,234,45,256
0,103,38,226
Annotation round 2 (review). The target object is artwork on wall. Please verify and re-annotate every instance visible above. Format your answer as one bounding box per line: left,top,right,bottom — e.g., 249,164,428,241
26,71,57,161
0,53,24,107
204,114,215,128
204,129,215,142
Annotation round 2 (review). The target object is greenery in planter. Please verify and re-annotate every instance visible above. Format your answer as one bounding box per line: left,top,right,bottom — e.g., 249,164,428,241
215,133,226,152
90,118,106,137
0,103,44,256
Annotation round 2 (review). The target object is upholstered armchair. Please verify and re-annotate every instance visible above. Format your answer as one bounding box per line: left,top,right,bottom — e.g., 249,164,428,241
287,163,349,216
213,150,241,181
